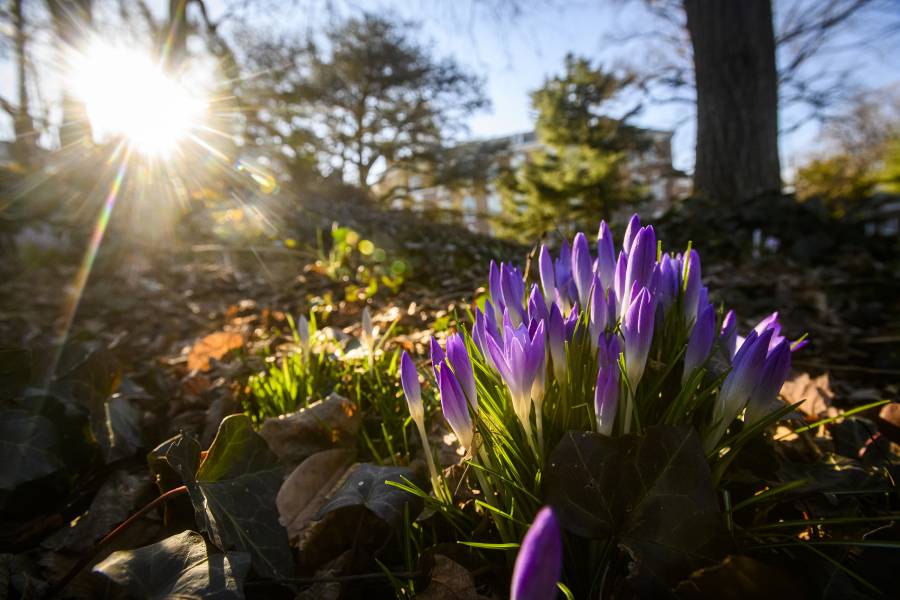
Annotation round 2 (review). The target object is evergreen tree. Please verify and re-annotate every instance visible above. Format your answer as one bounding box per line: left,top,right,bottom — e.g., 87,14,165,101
497,55,648,239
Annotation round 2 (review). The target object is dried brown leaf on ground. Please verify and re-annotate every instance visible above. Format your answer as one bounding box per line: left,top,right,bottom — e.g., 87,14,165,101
186,331,244,372
780,373,837,419
277,447,357,544
259,394,361,467
418,555,486,600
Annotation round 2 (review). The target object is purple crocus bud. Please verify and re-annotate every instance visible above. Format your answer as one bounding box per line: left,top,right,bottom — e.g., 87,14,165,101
548,303,567,384
606,288,618,328
487,317,545,431
753,312,780,336
528,284,550,328
588,275,608,350
489,260,503,311
745,339,792,424
623,213,641,254
438,365,474,452
623,226,657,312
594,359,619,436
683,304,716,382
572,232,593,308
539,245,556,308
400,351,423,423
555,240,575,306
501,263,527,326
720,310,737,361
683,249,702,326
511,507,562,600
657,254,680,310
622,287,655,390
446,333,477,410
712,329,774,443
614,251,627,310
529,321,547,406
430,336,445,382
596,221,616,291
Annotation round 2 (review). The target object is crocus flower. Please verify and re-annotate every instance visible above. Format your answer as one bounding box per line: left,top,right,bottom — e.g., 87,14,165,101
361,307,376,355
439,365,474,453
511,507,563,600
572,232,593,308
296,315,311,356
488,260,503,323
595,338,620,436
744,339,792,424
596,221,616,291
720,310,737,361
613,251,627,305
622,287,655,390
401,352,443,498
622,225,656,313
623,213,641,254
588,275,608,350
683,249,701,326
501,263,527,326
554,240,577,312
657,254,680,310
528,284,549,328
548,303,567,384
400,351,423,422
707,329,774,449
539,245,556,308
430,336,445,381
683,303,716,382
487,315,546,435
446,333,477,410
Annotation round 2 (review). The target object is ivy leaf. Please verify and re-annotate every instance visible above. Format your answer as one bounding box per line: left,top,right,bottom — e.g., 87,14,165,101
93,530,251,599
316,463,422,526
544,425,730,593
0,409,63,490
165,415,294,580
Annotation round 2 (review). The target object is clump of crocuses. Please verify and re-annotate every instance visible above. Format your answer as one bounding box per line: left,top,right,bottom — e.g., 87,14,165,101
400,213,804,468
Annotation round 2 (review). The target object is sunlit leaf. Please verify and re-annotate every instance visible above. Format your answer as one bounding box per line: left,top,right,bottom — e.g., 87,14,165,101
164,415,293,580
93,530,251,599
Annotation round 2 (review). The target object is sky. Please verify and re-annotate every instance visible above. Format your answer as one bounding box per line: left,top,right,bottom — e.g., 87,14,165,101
3,0,899,177
201,0,900,175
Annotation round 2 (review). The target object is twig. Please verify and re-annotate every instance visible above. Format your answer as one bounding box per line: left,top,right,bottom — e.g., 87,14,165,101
46,485,189,599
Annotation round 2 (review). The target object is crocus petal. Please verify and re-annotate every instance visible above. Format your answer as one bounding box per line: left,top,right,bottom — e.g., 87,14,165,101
539,245,556,308
548,303,567,383
720,310,737,361
623,214,641,254
430,336,445,382
745,339,792,424
683,249,702,327
596,221,616,291
511,507,563,600
400,351,423,422
614,251,627,314
446,333,477,410
623,226,656,311
622,287,655,389
683,303,716,381
588,275,608,349
572,232,593,308
595,361,619,436
528,284,550,327
439,366,473,451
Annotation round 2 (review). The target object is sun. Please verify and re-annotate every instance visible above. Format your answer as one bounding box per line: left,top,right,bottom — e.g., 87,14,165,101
71,42,206,157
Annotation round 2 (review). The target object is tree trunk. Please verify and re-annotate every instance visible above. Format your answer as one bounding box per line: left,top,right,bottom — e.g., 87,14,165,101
12,0,34,165
47,0,94,150
684,0,781,200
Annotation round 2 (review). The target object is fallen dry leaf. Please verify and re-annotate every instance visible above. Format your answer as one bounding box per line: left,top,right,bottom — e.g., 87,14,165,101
418,555,485,600
780,372,836,419
277,447,356,544
259,393,361,467
187,331,244,371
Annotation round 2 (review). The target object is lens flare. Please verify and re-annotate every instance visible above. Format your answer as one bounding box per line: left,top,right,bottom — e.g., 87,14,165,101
71,42,205,156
